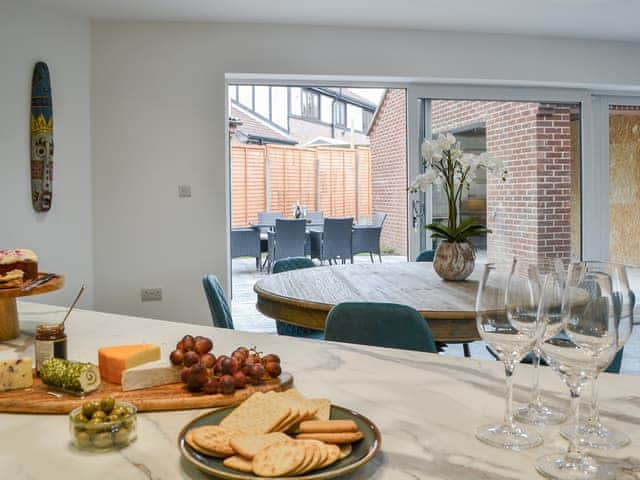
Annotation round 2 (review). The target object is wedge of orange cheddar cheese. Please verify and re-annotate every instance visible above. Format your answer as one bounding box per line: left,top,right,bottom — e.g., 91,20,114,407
98,344,161,384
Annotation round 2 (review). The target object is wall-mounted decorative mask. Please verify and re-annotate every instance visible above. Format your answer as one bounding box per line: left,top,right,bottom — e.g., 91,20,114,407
31,61,54,212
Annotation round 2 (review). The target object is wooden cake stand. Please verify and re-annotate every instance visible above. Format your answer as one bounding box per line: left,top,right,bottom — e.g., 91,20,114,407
0,273,64,341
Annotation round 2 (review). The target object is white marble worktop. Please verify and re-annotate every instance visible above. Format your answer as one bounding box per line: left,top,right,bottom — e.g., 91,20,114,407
2,302,640,479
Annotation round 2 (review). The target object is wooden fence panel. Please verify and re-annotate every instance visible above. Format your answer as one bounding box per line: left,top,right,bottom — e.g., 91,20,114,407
231,144,371,227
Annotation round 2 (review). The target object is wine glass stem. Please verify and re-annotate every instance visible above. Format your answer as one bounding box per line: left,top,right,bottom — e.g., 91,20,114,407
531,348,542,407
504,364,515,428
589,375,600,426
567,388,584,459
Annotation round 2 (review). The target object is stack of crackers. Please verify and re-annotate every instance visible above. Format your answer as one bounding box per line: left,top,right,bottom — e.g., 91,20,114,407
184,390,364,477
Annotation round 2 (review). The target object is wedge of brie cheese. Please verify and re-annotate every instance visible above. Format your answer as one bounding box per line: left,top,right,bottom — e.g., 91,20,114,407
121,360,182,391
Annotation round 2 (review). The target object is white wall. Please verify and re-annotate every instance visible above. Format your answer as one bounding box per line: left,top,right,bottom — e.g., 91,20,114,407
91,21,640,325
0,2,93,309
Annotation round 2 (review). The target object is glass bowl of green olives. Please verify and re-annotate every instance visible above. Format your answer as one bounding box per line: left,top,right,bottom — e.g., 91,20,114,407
69,396,137,451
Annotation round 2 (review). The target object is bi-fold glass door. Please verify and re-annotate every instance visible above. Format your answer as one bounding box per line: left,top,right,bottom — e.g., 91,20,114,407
407,85,588,264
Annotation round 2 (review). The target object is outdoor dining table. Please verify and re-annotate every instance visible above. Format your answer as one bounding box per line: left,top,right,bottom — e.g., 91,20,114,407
4,301,640,479
254,261,482,343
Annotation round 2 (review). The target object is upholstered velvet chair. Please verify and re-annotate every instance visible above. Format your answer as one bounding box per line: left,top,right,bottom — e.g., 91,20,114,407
202,274,234,329
324,302,437,353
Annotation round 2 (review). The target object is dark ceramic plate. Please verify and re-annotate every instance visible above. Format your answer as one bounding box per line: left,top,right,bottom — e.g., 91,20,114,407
178,404,381,479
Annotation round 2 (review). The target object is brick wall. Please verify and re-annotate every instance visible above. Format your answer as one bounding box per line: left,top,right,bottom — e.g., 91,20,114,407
369,89,407,255
429,100,578,261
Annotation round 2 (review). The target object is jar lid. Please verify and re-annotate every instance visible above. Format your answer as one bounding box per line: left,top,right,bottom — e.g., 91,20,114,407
36,323,65,336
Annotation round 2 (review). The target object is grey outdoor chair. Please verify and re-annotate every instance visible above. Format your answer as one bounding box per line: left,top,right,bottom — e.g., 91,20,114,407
352,213,387,262
266,218,307,272
230,228,261,270
305,211,324,225
310,217,354,264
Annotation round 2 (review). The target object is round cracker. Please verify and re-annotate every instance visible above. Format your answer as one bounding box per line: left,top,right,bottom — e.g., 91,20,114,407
192,425,240,457
338,442,352,459
318,443,341,469
252,441,306,477
223,455,254,473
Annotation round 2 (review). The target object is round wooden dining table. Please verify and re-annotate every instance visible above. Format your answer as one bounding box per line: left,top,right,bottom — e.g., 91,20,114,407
254,262,482,343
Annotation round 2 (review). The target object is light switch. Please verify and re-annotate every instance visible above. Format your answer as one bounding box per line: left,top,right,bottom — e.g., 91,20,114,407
178,185,191,198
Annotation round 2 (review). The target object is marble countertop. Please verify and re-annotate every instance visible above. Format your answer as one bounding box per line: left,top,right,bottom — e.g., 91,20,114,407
2,302,640,479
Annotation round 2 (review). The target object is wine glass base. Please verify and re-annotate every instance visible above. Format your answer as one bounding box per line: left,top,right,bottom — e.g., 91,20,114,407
560,423,630,450
475,423,543,450
535,453,614,480
515,403,567,425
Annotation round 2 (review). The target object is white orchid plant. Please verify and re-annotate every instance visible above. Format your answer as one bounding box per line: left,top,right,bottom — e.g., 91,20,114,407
410,133,507,243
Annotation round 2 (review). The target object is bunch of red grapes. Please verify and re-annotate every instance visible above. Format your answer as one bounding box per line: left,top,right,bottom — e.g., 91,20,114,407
170,335,282,395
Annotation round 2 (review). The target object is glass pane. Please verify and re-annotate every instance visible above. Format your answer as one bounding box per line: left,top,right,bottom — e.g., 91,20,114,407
271,87,288,128
238,85,253,108
320,95,332,123
347,104,363,131
254,86,270,118
422,99,581,262
290,87,301,115
608,105,640,266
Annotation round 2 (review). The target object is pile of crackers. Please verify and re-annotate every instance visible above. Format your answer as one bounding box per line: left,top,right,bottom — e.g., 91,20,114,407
185,390,364,477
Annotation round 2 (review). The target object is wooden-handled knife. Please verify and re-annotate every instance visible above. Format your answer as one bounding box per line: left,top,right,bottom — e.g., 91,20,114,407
21,273,57,292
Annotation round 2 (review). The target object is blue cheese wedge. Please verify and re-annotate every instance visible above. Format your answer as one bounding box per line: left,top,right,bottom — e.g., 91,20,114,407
0,357,33,391
121,360,182,391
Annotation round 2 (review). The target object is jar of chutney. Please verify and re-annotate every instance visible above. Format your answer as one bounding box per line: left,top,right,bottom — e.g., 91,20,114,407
35,323,67,374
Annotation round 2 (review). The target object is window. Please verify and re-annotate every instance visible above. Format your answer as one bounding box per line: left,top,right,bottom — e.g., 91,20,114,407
228,85,238,101
301,89,320,119
347,104,363,131
290,87,301,116
271,87,288,129
238,86,253,109
254,86,270,119
320,95,333,123
362,110,373,131
334,102,346,127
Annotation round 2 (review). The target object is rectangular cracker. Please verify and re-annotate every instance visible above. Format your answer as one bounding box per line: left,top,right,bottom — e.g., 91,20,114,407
299,420,358,433
220,392,290,434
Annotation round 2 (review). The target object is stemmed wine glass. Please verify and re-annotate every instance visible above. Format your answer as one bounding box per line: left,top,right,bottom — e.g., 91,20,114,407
535,265,620,480
475,261,543,450
515,259,567,426
560,261,634,450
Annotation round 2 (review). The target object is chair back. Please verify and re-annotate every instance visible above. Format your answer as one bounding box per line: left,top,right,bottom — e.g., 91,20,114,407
322,217,353,260
257,211,283,227
202,274,234,329
416,250,435,262
273,218,306,261
305,211,324,225
372,212,387,227
325,302,437,353
272,257,315,274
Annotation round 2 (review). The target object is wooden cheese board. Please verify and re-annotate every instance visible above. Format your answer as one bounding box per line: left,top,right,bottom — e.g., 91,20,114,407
0,372,292,414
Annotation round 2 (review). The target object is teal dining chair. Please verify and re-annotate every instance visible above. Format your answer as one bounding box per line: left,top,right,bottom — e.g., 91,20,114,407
271,257,324,340
202,274,234,329
324,302,437,353
416,250,435,262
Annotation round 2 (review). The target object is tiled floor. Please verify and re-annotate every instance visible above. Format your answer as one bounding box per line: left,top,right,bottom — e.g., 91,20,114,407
230,256,640,375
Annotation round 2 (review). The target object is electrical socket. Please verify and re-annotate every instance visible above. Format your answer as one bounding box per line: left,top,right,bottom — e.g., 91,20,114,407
178,184,191,198
141,288,162,301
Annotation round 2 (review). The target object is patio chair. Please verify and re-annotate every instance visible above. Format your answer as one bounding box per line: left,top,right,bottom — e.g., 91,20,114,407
266,218,306,272
310,217,353,264
272,257,324,340
351,213,386,263
305,211,324,225
325,302,437,353
257,211,283,227
202,274,234,329
231,227,261,271
416,249,435,262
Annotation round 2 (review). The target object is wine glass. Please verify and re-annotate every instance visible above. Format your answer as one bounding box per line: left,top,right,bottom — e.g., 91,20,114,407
475,261,543,450
535,266,619,480
560,261,634,450
515,259,567,426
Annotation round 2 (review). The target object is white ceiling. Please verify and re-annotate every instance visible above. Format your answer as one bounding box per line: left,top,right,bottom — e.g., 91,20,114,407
19,0,640,42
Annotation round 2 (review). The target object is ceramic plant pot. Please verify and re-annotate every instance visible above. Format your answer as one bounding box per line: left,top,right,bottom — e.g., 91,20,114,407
433,241,476,281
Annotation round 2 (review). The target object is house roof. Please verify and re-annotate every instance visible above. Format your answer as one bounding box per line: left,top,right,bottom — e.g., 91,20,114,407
230,103,297,145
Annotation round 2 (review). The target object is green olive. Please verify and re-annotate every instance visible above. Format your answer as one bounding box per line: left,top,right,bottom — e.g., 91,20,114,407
74,413,89,423
81,402,97,418
123,418,135,430
74,431,92,448
91,410,106,420
91,432,113,449
100,396,115,414
88,417,104,425
105,415,120,423
111,406,126,417
113,427,130,446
